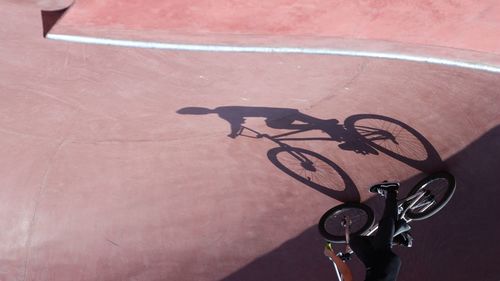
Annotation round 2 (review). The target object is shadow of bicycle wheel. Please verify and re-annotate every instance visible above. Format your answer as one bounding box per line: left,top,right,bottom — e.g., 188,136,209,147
267,146,360,202
343,114,443,172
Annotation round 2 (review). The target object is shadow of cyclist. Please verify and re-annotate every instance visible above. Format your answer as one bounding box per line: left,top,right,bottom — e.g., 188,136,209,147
178,106,444,172
177,106,377,155
178,106,365,202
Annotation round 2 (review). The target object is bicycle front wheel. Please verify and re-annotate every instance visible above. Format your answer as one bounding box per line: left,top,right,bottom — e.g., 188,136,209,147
318,203,375,243
405,171,456,220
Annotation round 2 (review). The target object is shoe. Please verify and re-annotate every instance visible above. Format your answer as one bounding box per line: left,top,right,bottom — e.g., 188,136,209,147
370,182,400,196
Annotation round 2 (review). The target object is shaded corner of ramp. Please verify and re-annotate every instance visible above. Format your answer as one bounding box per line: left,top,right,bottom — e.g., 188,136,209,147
41,6,71,37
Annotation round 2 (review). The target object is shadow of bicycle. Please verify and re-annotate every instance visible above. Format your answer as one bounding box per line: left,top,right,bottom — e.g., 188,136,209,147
177,106,443,203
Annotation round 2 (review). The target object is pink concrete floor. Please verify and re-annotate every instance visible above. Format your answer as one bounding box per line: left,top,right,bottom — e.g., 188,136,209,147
51,0,500,55
1,1,500,281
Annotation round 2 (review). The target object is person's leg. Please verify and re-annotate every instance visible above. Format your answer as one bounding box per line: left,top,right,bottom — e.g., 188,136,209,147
372,190,398,251
350,236,376,268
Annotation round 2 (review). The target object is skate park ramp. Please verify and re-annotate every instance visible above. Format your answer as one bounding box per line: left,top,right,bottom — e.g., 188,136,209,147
2,0,500,280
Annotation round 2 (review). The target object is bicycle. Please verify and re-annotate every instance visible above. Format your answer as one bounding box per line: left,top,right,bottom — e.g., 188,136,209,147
318,171,456,279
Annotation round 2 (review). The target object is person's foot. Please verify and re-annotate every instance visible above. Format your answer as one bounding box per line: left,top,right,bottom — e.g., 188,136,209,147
369,182,399,196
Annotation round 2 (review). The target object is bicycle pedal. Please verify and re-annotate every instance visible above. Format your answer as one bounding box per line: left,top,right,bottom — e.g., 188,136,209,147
338,252,352,261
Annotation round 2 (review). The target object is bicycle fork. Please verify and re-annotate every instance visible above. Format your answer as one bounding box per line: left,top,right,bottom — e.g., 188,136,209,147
342,216,353,255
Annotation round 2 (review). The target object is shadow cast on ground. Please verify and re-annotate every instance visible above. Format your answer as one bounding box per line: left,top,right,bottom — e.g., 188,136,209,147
178,105,444,203
218,125,500,281
41,8,69,37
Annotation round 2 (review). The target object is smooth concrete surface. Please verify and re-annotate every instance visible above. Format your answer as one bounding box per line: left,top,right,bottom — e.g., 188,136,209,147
49,0,500,55
36,0,74,11
1,1,500,281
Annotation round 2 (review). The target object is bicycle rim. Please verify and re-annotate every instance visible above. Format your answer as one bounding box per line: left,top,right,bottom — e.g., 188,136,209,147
318,203,374,243
406,172,456,220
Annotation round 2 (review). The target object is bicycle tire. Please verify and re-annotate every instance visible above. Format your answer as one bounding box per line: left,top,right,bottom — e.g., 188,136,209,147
343,114,442,171
318,202,375,243
405,171,456,220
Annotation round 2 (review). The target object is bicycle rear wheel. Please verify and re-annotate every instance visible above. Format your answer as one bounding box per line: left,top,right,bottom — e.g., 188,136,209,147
405,171,456,220
318,203,374,243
